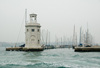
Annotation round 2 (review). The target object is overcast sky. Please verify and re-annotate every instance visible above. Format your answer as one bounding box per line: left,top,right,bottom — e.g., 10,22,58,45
0,0,100,44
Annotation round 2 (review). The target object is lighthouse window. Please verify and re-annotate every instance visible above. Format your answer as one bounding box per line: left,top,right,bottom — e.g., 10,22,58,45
38,29,39,32
32,29,34,32
38,40,40,44
27,29,28,31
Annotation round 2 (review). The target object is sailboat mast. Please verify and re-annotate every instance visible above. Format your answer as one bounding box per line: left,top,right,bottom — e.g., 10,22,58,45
86,23,89,45
75,32,77,47
25,9,27,24
73,25,75,46
79,27,82,45
41,29,44,44
46,30,48,45
49,32,50,45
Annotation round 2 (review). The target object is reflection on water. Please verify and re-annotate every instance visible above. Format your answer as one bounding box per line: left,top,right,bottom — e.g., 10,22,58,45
23,52,42,57
23,52,42,63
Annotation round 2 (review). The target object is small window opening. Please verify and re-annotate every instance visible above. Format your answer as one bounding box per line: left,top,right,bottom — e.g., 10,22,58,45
38,29,39,32
38,40,39,44
27,29,28,32
32,29,34,32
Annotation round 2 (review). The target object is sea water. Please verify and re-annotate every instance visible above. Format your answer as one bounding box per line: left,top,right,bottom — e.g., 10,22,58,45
0,47,100,68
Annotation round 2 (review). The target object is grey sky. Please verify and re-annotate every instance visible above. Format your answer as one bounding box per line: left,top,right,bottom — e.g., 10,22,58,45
0,0,100,44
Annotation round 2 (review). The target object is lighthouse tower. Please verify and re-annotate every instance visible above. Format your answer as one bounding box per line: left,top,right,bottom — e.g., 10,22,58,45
25,13,42,48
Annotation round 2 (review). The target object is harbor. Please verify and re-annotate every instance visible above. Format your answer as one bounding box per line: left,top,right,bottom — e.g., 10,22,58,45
1,0,100,68
0,0,99,53
4,3,100,52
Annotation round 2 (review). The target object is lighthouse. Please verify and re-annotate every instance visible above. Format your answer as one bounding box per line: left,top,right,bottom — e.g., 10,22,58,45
6,12,43,51
25,13,42,48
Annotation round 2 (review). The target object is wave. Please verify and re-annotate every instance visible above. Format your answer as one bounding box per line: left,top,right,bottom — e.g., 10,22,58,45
0,62,71,68
92,56,100,59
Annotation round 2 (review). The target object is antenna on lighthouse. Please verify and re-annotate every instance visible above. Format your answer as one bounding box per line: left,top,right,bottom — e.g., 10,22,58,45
25,9,27,24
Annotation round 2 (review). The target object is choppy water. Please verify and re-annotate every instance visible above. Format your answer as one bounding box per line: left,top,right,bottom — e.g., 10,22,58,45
0,47,100,68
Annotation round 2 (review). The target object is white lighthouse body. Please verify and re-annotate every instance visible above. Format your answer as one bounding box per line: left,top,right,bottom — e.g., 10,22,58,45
25,13,41,48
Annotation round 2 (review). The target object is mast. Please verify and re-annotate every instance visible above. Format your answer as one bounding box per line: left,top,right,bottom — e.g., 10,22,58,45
41,29,44,45
55,35,57,45
79,27,82,45
75,32,77,47
46,30,48,45
25,9,27,24
61,37,62,45
49,31,50,45
86,22,89,45
72,25,75,46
